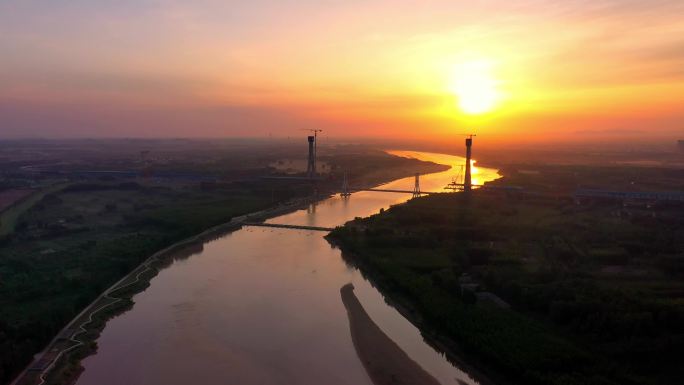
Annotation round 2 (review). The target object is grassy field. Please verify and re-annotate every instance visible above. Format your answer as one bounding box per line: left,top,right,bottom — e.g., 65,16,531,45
328,189,684,385
0,184,70,237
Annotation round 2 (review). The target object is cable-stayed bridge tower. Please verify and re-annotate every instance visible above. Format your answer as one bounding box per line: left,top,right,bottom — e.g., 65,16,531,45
464,134,475,192
306,136,315,177
303,129,323,179
412,173,421,198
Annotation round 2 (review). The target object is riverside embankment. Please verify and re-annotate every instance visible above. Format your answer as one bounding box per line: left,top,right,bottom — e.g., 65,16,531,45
57,151,498,385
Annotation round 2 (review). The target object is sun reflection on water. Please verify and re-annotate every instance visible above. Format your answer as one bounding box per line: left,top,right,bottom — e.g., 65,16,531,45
385,150,500,191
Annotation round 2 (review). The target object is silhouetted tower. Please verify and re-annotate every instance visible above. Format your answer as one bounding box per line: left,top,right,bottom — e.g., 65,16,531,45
464,135,475,192
302,129,322,179
412,173,421,198
341,172,351,197
306,136,316,177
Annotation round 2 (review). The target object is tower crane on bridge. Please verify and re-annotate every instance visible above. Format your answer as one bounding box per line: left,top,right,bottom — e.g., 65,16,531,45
301,128,323,139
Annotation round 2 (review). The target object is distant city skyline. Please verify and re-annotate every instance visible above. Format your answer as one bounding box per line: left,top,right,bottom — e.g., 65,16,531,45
1,0,683,143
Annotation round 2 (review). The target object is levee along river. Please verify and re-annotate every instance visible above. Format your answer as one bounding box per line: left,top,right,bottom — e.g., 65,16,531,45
75,151,500,385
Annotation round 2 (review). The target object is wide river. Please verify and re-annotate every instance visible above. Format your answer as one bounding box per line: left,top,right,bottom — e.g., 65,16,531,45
76,151,500,385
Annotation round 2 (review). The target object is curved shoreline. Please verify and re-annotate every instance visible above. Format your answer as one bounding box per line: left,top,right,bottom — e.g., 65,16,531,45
327,240,498,385
341,283,441,385
10,155,451,385
11,195,322,385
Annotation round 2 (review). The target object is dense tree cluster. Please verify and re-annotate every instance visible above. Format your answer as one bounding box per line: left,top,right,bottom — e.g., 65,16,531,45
330,192,684,385
0,182,277,384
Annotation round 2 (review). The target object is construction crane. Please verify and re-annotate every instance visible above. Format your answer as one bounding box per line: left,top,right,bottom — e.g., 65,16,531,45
444,165,465,191
301,129,323,145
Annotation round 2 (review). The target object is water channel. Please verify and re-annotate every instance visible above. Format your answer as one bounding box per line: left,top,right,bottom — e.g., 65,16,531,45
75,151,500,385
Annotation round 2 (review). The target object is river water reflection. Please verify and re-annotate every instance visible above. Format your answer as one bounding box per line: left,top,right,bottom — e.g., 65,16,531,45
76,151,500,385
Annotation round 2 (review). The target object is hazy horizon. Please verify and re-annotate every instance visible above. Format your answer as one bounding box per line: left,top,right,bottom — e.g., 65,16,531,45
1,136,680,154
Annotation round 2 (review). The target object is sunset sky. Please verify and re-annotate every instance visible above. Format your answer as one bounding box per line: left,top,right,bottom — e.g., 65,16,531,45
1,0,683,143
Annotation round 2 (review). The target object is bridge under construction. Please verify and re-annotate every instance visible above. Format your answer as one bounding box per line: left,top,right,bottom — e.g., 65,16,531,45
243,222,335,232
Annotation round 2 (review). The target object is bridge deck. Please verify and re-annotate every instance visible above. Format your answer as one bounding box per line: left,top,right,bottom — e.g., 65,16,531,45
358,188,438,194
243,222,335,232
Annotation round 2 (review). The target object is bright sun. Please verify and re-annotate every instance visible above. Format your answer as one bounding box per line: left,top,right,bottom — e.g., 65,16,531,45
449,59,500,115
